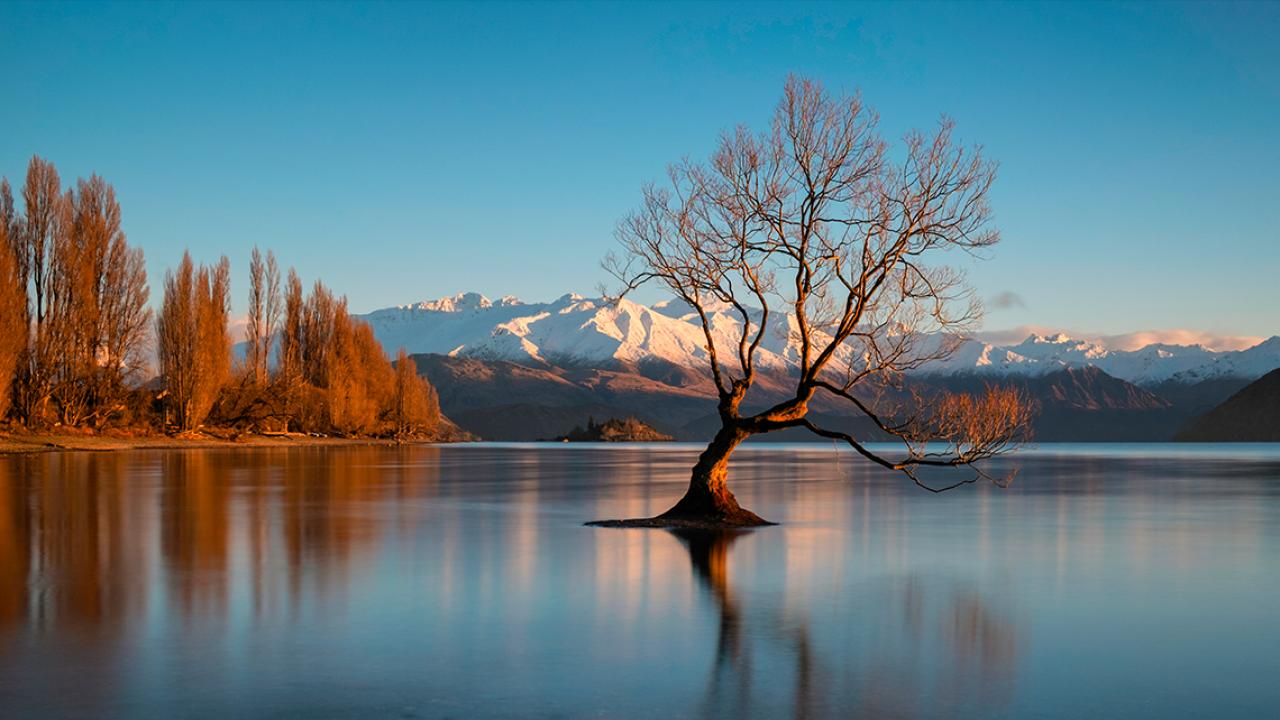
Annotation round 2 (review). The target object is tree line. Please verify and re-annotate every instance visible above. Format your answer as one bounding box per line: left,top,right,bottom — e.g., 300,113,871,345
0,156,440,438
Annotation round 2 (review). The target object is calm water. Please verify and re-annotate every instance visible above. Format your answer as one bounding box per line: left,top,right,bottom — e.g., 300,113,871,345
1,443,1278,719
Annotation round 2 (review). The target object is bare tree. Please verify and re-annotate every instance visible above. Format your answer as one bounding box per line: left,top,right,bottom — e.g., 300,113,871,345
245,247,281,385
19,157,59,327
97,220,151,409
45,190,93,425
48,176,150,426
300,280,338,388
1,163,150,427
0,183,24,420
12,157,63,425
274,268,306,431
604,76,1032,526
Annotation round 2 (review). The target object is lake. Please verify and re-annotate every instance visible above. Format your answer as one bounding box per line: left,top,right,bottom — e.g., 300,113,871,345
1,443,1278,719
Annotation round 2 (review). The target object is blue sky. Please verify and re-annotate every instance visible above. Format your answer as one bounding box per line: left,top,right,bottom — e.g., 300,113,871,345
1,1,1276,342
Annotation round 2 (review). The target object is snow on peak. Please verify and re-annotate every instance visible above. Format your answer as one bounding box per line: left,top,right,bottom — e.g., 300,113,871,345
359,291,844,372
1023,332,1072,345
1167,335,1280,383
411,292,494,313
1006,332,1108,365
360,291,1279,386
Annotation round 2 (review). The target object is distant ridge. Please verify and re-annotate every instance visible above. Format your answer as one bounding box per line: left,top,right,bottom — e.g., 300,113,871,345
411,352,1210,443
1175,369,1280,442
363,292,1278,443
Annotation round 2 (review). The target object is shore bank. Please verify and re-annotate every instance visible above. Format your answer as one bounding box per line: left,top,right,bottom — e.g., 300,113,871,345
0,431,465,455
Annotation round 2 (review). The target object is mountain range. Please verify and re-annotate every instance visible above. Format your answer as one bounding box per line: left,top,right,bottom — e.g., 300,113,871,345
360,292,1279,384
356,292,1280,442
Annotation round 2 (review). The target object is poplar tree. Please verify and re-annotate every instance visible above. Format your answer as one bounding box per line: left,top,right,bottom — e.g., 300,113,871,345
157,252,230,432
244,247,280,385
0,183,24,419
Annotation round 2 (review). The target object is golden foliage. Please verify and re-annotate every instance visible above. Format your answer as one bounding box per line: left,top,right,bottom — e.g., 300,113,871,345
392,349,440,438
0,182,24,420
157,252,230,432
1,156,440,440
1,158,149,428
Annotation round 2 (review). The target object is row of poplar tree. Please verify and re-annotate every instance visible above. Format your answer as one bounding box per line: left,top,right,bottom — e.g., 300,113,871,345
0,156,440,437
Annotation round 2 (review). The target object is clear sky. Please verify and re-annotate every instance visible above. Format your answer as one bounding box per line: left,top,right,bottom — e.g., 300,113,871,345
1,1,1276,343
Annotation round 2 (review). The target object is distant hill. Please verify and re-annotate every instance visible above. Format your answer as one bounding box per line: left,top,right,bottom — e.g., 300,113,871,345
408,352,1239,442
407,353,716,441
1175,369,1280,442
932,365,1169,411
930,365,1194,442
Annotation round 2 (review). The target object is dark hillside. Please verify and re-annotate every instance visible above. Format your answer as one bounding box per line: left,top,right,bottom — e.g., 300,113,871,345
1175,369,1280,442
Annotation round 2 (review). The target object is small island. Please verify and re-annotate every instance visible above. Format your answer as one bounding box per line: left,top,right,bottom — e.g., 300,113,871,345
553,416,674,443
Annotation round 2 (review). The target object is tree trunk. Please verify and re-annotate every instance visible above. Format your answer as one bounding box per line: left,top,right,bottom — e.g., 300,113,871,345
659,422,771,526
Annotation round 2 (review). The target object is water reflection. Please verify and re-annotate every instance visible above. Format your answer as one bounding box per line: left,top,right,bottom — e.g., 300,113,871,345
0,444,1276,718
670,528,1018,719
0,449,439,632
673,529,805,718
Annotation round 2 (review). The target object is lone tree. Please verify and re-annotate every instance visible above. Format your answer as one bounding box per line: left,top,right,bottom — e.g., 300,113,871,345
601,77,1033,527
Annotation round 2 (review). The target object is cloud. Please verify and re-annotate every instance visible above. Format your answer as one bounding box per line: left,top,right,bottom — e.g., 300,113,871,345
1096,330,1265,352
987,291,1026,310
973,325,1265,352
973,325,1068,347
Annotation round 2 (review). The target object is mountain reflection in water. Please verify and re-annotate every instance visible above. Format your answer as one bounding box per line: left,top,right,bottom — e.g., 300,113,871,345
0,443,1277,719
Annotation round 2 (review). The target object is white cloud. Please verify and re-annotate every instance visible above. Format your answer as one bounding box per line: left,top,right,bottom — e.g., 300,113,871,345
973,325,1265,352
1097,330,1265,352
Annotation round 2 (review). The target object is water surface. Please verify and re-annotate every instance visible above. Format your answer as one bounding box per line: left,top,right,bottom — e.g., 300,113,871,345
1,443,1277,718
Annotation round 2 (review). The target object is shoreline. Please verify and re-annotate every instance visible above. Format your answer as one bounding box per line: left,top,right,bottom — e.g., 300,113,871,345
0,431,460,455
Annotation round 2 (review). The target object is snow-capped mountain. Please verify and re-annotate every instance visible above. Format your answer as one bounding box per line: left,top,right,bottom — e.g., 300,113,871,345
921,333,1226,384
1165,336,1280,384
357,292,1280,386
359,291,843,372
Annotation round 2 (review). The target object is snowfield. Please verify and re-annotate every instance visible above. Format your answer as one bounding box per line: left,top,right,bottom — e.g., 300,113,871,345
357,292,1280,386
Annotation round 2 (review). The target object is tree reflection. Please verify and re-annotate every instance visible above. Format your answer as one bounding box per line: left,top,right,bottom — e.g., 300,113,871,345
162,451,230,617
0,454,152,628
0,447,443,633
0,466,29,628
671,529,1020,719
672,529,818,719
0,447,1025,718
